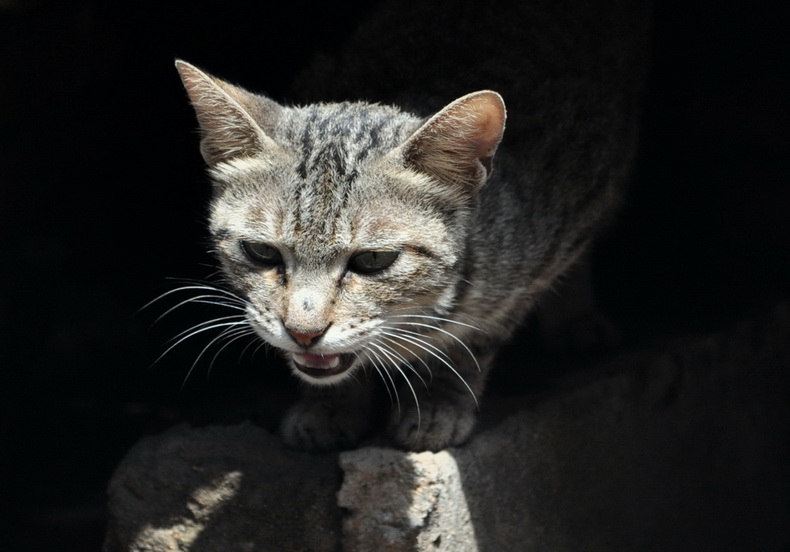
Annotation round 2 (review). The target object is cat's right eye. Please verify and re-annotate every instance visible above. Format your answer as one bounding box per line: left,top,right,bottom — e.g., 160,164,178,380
240,241,283,267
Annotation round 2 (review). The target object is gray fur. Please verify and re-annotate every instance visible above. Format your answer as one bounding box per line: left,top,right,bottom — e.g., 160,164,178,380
175,0,649,451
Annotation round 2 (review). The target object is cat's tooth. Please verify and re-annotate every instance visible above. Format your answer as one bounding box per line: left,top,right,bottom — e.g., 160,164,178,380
292,352,340,369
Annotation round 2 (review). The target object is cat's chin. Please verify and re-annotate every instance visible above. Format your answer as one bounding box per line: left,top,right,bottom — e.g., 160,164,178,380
291,352,356,381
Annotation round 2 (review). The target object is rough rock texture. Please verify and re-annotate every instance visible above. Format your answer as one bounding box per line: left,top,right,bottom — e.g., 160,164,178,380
103,424,342,552
105,304,790,551
339,449,475,551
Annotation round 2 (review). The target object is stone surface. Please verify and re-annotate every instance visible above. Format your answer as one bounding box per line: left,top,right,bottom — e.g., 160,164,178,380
105,304,790,551
339,448,475,551
103,424,342,552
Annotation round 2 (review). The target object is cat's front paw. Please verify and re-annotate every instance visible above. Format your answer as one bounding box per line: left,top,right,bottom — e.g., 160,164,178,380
280,394,372,452
387,398,477,452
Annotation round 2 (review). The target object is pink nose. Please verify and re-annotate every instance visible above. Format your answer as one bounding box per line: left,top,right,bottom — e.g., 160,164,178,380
286,328,325,347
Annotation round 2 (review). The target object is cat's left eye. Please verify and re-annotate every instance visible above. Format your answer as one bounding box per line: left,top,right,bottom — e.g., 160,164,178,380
348,250,400,275
240,241,283,267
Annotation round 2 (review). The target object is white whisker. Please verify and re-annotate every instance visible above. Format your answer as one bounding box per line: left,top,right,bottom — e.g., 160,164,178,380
153,319,247,368
363,346,401,414
392,313,484,333
370,342,421,427
386,320,481,373
180,323,247,390
380,328,452,365
142,283,247,312
357,350,394,406
240,331,267,360
151,294,247,326
249,339,269,361
376,336,430,389
206,328,259,380
166,314,248,344
380,327,478,407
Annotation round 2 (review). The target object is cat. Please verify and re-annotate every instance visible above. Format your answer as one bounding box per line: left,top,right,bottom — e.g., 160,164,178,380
173,0,649,452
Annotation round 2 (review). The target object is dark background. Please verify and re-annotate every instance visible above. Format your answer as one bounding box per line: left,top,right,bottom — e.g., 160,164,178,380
1,0,788,549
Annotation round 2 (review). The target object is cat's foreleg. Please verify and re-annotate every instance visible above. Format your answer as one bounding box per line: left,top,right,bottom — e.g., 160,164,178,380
280,376,375,452
386,347,494,451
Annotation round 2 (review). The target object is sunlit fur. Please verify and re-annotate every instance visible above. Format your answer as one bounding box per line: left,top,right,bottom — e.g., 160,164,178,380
168,0,648,451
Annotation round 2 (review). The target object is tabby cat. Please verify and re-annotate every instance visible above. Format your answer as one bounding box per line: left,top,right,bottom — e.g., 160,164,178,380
174,0,649,451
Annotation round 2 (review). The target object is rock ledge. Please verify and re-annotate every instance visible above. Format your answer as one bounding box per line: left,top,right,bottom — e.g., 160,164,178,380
105,305,790,551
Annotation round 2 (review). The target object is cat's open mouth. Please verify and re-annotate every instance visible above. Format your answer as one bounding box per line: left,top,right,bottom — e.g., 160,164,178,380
291,352,355,379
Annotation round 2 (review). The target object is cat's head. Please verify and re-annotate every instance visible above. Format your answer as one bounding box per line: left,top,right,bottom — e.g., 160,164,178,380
176,60,505,384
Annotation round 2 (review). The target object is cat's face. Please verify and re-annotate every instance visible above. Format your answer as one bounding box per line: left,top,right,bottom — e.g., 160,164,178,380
208,152,466,383
176,61,505,385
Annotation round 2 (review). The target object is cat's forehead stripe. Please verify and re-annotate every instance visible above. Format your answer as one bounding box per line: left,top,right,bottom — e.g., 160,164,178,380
284,102,413,182
273,104,402,246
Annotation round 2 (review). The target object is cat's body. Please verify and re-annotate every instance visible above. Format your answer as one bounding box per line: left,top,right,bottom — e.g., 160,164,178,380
175,0,649,451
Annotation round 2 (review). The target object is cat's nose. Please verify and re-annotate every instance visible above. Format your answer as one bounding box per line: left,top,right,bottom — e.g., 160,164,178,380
286,326,327,347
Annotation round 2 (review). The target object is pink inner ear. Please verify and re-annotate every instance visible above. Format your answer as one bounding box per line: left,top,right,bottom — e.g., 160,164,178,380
396,90,506,189
465,93,506,159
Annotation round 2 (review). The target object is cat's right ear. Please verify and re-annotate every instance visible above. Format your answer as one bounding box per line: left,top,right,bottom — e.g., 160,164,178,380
175,60,283,166
400,91,506,195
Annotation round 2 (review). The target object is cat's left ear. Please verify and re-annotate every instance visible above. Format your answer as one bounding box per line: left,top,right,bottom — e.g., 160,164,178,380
401,91,506,193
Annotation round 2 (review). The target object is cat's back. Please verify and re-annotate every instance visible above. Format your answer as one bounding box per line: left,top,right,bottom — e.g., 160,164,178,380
293,0,650,135
293,0,650,223
288,0,652,326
